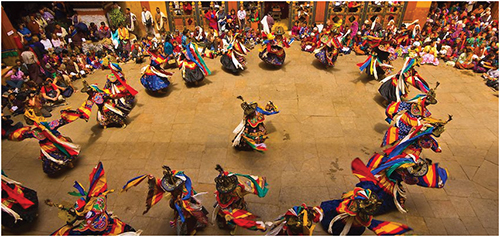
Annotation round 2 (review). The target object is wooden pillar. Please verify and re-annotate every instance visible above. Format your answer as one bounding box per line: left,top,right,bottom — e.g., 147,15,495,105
227,1,237,12
361,2,369,23
491,2,499,22
167,2,173,31
195,1,200,26
1,7,19,52
323,1,330,25
311,1,317,25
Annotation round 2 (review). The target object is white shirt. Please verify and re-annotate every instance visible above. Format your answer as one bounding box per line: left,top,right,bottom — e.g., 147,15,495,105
51,38,63,48
142,10,153,25
40,39,53,49
237,10,246,20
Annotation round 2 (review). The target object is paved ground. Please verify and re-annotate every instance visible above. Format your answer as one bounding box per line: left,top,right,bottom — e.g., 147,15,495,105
2,43,498,235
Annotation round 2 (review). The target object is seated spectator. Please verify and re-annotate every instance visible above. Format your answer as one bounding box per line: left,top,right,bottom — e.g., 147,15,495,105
53,74,74,98
88,22,99,42
455,48,475,69
98,22,111,39
17,23,32,43
53,23,68,38
131,40,145,63
40,34,53,50
5,93,25,116
2,114,24,139
4,66,27,90
40,79,65,106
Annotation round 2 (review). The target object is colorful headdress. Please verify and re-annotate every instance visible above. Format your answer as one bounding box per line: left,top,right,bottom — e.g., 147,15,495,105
237,96,258,116
214,164,238,194
272,22,288,36
350,189,382,216
160,165,184,192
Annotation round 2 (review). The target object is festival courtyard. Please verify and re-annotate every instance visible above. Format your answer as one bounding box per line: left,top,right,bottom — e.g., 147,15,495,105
2,43,499,235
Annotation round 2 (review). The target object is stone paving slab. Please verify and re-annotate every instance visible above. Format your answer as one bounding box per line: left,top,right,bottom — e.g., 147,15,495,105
2,42,498,235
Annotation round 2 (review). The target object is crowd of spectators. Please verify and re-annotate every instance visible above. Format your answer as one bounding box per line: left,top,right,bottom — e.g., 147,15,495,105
2,1,499,135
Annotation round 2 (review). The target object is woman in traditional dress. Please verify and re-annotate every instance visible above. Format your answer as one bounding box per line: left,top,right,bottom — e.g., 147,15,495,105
140,43,173,92
47,162,139,235
232,96,279,152
8,108,80,175
420,41,439,66
105,63,137,115
259,25,292,67
122,165,208,235
178,42,211,85
2,173,38,230
220,33,249,73
213,165,268,235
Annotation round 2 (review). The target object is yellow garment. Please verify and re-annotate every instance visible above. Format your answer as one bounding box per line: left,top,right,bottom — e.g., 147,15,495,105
118,27,129,40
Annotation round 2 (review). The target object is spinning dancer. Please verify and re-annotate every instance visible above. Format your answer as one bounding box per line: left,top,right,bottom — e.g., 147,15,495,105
122,165,209,235
232,96,279,152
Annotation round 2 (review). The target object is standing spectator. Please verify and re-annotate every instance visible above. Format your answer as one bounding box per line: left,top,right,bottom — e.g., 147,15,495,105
142,7,155,35
52,2,67,20
124,8,137,36
34,14,48,32
217,6,228,33
21,46,44,86
237,6,247,29
205,7,218,31
118,23,129,41
68,25,84,48
70,12,81,26
154,7,167,34
29,35,47,61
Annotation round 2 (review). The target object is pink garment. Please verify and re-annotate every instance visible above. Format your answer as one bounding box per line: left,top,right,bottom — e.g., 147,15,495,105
350,21,358,38
421,53,439,66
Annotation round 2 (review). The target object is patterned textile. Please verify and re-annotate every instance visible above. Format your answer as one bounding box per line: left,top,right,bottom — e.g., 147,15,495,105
8,114,80,175
51,162,137,235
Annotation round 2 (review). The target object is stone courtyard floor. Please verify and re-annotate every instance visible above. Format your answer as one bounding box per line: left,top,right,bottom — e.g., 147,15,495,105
2,43,498,235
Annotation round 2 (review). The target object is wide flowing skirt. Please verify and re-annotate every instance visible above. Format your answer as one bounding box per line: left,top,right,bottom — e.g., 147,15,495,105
41,150,78,175
319,199,366,235
315,48,338,67
1,185,38,229
140,74,170,91
378,79,398,103
183,67,205,83
220,54,244,73
259,47,285,66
